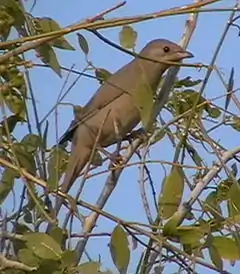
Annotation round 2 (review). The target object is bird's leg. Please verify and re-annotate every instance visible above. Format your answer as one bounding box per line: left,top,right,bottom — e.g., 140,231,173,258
124,128,148,143
95,118,124,165
97,147,123,165
97,128,147,166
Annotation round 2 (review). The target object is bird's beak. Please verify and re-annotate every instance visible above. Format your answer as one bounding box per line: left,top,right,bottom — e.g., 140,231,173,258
178,50,194,59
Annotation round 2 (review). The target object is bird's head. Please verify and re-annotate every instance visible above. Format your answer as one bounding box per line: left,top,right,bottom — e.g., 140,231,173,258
139,39,194,65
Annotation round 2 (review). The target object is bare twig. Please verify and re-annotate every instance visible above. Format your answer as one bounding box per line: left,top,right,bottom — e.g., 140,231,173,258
0,1,221,66
139,1,199,272
0,155,231,273
139,147,154,224
176,146,240,223
174,4,239,225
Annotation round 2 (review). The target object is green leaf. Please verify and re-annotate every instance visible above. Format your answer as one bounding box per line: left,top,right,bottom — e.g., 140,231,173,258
212,236,240,260
11,72,27,93
1,64,19,80
23,208,33,223
3,88,26,118
37,17,75,50
0,0,25,28
203,191,223,221
183,242,203,257
0,168,18,204
23,233,63,261
12,143,36,175
230,117,240,132
183,90,204,104
149,127,166,145
225,67,234,112
77,33,89,55
21,134,42,154
18,248,40,267
158,166,184,219
177,226,207,245
228,180,240,217
61,250,77,267
95,68,112,84
185,143,203,166
12,223,32,254
0,115,23,136
36,44,61,77
232,230,240,256
119,26,137,49
163,215,179,239
90,151,103,167
174,77,202,88
47,147,68,191
205,105,221,118
77,262,102,274
169,90,206,116
0,9,14,40
77,262,112,274
231,163,238,177
37,258,60,273
49,227,64,245
216,179,235,203
133,74,154,128
0,60,27,96
42,120,49,150
110,225,130,274
209,245,223,271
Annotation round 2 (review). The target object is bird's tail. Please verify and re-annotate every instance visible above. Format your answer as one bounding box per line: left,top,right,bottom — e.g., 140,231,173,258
54,146,91,214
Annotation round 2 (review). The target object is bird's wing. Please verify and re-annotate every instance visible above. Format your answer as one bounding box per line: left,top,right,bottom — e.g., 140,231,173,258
83,61,134,113
58,61,135,144
58,119,78,144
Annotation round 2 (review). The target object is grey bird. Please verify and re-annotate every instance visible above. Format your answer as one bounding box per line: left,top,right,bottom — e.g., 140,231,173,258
55,39,193,213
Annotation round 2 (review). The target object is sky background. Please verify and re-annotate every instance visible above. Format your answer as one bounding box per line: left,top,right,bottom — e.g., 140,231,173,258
3,0,240,273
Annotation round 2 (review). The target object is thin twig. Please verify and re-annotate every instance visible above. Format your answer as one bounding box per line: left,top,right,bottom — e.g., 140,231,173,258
140,1,198,272
174,4,238,225
176,146,240,223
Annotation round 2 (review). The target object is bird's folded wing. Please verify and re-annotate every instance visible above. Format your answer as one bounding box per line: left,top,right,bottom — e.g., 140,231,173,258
58,61,134,144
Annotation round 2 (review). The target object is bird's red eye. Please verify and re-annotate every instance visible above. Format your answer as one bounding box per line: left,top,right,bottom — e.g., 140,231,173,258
163,46,170,53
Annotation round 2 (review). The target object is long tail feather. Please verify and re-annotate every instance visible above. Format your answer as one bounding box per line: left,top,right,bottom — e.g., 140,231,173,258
55,145,91,214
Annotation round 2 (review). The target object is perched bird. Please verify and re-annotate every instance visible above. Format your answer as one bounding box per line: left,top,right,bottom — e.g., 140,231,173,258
55,39,193,213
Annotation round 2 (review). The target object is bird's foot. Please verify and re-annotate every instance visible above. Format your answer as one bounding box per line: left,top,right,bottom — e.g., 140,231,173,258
125,128,148,143
98,147,123,166
109,151,124,165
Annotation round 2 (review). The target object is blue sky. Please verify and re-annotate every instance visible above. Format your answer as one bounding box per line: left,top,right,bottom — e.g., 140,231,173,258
4,0,240,273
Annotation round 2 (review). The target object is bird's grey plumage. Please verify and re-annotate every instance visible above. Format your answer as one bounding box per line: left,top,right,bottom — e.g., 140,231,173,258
55,39,193,213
